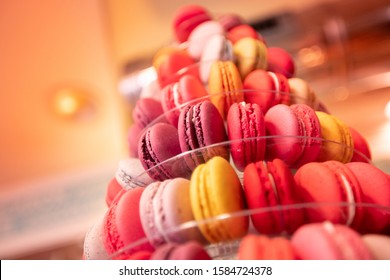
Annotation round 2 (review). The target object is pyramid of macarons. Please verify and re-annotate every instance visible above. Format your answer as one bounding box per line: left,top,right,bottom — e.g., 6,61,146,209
83,4,390,260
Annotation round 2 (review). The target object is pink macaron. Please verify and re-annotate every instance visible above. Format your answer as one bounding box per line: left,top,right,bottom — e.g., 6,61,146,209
172,5,212,43
243,69,290,113
132,97,167,129
267,47,295,78
264,103,322,167
227,102,266,171
150,241,211,260
178,100,229,171
139,178,206,248
187,20,225,61
160,74,208,127
138,122,190,180
102,187,154,259
291,222,372,259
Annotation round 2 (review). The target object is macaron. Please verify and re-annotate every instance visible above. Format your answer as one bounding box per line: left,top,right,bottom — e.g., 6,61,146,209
264,103,322,167
227,102,266,171
362,234,390,259
156,50,197,88
243,69,290,113
227,24,264,44
294,160,364,228
103,187,154,259
139,178,206,248
346,161,390,233
233,37,267,79
349,127,371,163
291,222,372,260
217,13,245,31
132,97,167,129
178,100,229,171
243,159,303,235
83,218,109,260
127,123,144,158
199,34,235,83
267,47,295,78
105,178,124,207
160,74,208,127
172,5,212,43
208,60,244,118
115,158,154,190
190,156,249,243
315,111,354,163
138,123,190,180
187,20,225,61
238,234,296,260
151,241,211,260
288,77,320,109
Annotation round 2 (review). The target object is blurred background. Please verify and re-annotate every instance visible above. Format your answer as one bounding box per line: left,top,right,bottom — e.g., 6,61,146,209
0,0,389,259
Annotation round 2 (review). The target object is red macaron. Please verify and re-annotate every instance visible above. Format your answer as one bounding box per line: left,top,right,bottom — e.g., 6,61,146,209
227,102,266,171
243,69,290,113
243,158,303,235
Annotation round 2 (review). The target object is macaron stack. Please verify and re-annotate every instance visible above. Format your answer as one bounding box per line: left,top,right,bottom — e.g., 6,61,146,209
83,4,390,260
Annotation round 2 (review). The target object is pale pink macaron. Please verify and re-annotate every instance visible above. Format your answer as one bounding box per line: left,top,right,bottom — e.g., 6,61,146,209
83,218,110,260
291,222,373,260
187,20,225,60
362,234,390,259
139,178,207,248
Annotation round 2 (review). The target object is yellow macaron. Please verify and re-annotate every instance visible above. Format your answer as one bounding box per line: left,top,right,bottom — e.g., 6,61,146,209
208,60,244,119
316,111,354,163
233,37,267,79
190,156,248,243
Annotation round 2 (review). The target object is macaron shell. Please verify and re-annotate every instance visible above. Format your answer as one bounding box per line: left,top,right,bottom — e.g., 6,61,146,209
227,24,263,44
105,178,123,207
139,181,166,247
187,20,225,60
227,102,266,171
208,60,244,118
289,104,322,167
217,13,245,31
161,74,208,127
288,77,319,109
172,5,212,43
233,37,267,79
199,34,235,83
362,234,390,259
190,156,248,243
243,159,302,234
138,123,188,180
294,162,354,225
349,127,371,162
103,187,154,259
155,178,207,244
347,162,390,233
264,104,304,166
132,97,166,128
291,222,372,260
115,158,154,190
83,218,109,260
169,241,212,260
315,111,354,163
238,234,295,260
267,47,295,78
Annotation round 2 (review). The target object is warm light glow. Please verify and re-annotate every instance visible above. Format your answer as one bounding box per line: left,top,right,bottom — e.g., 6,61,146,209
298,45,325,68
51,87,96,120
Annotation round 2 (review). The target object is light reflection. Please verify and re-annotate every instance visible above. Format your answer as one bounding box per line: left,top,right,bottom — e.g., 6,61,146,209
298,45,325,68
